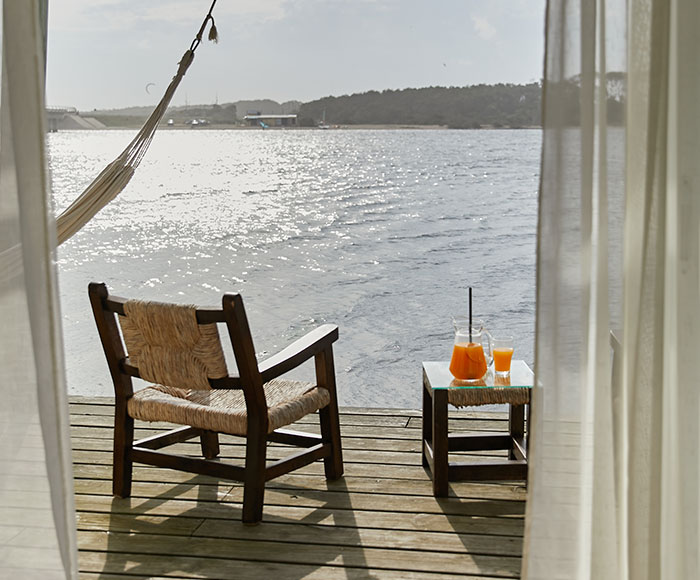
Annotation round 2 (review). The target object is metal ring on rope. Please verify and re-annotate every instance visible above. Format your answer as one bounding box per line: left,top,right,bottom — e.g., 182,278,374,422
190,0,219,53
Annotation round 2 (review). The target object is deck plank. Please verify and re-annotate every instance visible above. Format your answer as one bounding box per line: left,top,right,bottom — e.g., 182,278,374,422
70,397,525,579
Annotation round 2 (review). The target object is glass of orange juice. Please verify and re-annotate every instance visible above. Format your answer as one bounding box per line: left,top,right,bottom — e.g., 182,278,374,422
492,337,514,375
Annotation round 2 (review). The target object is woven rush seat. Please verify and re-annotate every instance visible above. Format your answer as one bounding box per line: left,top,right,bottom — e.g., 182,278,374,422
128,379,331,435
448,386,530,408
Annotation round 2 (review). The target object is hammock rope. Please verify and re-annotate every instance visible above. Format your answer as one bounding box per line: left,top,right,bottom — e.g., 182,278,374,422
56,0,219,245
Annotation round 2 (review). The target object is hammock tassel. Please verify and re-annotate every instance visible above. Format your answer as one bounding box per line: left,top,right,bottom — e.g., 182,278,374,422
208,18,218,43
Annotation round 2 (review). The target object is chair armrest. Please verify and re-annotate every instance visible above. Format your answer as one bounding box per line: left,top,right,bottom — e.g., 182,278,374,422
259,324,338,382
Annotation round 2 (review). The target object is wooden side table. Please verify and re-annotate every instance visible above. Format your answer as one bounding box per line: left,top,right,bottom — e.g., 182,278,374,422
422,361,532,497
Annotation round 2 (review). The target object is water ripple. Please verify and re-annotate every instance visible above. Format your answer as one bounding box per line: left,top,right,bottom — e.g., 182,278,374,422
51,128,540,409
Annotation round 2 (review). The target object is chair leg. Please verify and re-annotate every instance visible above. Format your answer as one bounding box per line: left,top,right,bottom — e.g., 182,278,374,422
316,346,344,479
242,428,267,524
320,403,344,480
113,403,134,498
200,430,220,459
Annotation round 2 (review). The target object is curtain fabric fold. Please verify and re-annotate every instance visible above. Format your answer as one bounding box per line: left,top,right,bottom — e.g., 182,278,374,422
524,0,700,578
0,1,78,578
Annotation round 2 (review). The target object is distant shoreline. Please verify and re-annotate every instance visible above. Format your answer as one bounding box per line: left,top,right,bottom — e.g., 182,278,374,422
79,83,545,130
86,123,541,131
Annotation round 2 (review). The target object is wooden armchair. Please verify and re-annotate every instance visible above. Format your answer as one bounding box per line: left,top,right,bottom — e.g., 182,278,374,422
88,282,343,523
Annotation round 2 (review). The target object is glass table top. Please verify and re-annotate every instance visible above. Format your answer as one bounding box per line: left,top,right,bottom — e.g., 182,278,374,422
423,360,534,390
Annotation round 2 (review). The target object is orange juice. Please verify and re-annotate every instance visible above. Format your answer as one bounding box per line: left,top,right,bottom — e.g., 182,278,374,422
493,347,514,373
449,342,487,380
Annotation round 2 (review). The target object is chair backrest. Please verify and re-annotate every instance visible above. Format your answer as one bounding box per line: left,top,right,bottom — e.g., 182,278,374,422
88,283,266,410
119,298,228,390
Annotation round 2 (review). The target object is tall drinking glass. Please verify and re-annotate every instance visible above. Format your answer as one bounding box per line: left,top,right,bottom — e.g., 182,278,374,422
492,336,514,376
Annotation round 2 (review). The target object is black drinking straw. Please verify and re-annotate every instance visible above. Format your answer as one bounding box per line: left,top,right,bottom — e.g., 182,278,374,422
469,287,473,343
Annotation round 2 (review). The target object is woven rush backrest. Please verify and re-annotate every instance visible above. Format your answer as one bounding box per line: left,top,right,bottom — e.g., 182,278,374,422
119,299,228,389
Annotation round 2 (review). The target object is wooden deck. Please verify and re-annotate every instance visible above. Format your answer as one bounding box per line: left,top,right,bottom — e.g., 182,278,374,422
71,397,526,579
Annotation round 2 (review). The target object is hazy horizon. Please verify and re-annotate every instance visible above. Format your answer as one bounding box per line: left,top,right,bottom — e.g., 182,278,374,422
46,0,545,111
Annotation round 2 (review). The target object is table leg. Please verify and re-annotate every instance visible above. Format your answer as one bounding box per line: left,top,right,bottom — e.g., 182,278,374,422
526,403,531,455
432,389,449,497
509,404,525,460
422,377,432,469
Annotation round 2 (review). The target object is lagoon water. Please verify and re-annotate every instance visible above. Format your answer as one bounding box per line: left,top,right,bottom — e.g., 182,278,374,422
50,128,540,409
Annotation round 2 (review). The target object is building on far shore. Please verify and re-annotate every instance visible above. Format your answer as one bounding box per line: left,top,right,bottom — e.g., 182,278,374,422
46,107,106,131
243,113,297,128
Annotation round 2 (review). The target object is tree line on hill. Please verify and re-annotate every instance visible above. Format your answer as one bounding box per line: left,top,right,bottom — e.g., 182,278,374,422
298,83,543,128
545,72,625,126
297,74,625,128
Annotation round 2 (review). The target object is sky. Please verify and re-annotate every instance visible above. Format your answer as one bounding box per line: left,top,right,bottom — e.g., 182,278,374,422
46,0,546,111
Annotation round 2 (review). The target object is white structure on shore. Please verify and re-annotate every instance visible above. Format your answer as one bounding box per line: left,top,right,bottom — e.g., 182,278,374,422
243,113,297,127
46,107,106,131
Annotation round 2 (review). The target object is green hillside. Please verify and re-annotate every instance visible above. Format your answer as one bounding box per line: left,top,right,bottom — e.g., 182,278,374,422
298,83,543,128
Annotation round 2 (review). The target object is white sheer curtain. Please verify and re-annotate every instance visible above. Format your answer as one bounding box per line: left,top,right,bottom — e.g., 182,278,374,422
524,0,700,578
0,1,78,578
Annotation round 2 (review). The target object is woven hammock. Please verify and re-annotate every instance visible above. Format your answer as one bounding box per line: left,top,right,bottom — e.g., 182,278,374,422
55,0,219,245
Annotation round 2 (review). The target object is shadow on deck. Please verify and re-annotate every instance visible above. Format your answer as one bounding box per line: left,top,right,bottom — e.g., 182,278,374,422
71,397,526,579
